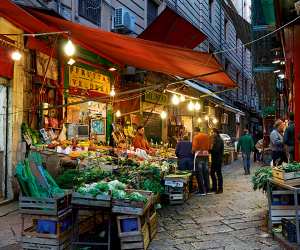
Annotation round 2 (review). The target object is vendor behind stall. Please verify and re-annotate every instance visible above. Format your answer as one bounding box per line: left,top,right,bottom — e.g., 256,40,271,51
175,136,193,170
133,125,152,153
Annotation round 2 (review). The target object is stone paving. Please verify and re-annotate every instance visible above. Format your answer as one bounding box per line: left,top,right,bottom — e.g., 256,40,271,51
149,160,281,250
0,160,282,250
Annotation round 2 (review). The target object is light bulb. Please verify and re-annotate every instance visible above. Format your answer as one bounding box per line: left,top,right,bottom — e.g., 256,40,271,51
67,58,75,65
213,118,218,124
172,95,180,105
197,118,202,123
64,40,75,57
110,86,116,97
205,115,209,121
273,69,280,73
188,101,195,111
272,59,280,64
109,67,117,71
195,102,201,111
180,95,185,102
160,111,167,119
11,50,22,61
280,61,285,65
278,73,285,79
116,110,121,117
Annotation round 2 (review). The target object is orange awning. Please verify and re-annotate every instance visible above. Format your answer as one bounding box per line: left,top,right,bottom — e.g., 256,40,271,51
139,7,206,49
0,0,235,87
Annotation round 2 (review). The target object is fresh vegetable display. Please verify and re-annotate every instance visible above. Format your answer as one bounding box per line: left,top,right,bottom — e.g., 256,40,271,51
275,162,300,173
252,167,272,192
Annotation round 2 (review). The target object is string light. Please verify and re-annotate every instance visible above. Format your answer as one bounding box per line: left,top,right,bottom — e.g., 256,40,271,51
188,101,195,111
205,115,209,121
180,95,185,102
273,69,280,73
172,94,180,105
272,59,280,64
160,111,167,119
197,118,202,123
109,67,117,71
116,110,121,117
64,39,75,57
213,118,218,124
195,102,201,111
110,85,116,97
67,58,75,65
11,50,22,61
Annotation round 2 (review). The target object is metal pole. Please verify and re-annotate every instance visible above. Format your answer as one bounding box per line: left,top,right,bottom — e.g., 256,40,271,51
4,85,9,199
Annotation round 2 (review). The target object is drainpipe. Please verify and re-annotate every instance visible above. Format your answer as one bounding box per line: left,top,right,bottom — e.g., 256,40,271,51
4,85,9,199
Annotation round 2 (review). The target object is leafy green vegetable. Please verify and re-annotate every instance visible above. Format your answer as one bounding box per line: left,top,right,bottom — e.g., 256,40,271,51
277,162,300,173
127,192,148,203
252,167,272,192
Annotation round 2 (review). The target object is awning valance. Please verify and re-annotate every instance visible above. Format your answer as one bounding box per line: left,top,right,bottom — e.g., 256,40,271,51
138,7,206,49
0,0,235,87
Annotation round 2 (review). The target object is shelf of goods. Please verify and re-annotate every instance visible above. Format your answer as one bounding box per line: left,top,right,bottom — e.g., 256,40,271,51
267,179,300,249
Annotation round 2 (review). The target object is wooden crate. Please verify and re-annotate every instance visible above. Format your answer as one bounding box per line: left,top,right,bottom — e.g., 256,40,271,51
147,211,158,240
272,168,300,186
116,214,146,237
71,192,111,207
112,190,153,216
19,191,72,216
120,223,150,250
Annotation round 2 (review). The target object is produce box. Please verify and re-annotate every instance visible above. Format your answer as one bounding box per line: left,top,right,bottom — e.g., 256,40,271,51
272,167,300,186
147,206,157,240
120,223,150,250
71,191,111,207
116,214,146,237
19,190,72,216
112,189,153,216
164,172,191,184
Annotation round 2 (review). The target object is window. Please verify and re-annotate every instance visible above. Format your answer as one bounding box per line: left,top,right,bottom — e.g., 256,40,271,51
78,0,101,25
147,0,159,26
209,0,214,23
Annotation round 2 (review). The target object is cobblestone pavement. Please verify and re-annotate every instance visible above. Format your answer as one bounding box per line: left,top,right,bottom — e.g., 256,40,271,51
0,160,281,250
149,160,281,250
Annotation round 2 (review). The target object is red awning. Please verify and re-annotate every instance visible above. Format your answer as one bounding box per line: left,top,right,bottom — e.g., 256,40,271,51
139,7,206,49
0,0,235,87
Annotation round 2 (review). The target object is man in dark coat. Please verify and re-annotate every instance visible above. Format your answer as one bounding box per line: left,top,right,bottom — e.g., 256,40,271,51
210,129,224,194
175,136,193,170
284,112,295,162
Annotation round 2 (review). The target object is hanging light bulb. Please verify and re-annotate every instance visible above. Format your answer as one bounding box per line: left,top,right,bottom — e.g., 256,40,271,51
188,101,195,111
110,85,116,97
67,58,75,65
172,95,180,105
160,111,167,119
195,102,201,111
213,118,218,124
64,39,75,57
11,50,22,61
205,115,209,121
278,73,285,79
180,95,185,102
197,118,202,123
116,110,121,117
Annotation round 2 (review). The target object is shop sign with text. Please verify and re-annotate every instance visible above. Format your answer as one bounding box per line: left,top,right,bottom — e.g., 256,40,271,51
69,66,110,95
144,91,168,105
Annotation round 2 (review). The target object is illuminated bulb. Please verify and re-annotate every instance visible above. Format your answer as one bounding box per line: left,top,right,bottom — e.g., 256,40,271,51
109,67,117,72
188,101,195,111
195,102,201,111
110,86,116,97
180,95,185,102
213,118,218,124
273,69,280,73
272,59,280,64
67,58,75,65
11,50,22,61
172,95,180,105
280,61,285,65
278,74,285,79
197,118,202,123
116,110,121,117
64,40,75,57
88,101,92,106
205,115,209,121
160,111,167,119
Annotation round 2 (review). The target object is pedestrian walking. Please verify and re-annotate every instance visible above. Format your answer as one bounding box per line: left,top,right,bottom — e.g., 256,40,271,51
237,129,254,175
210,129,224,194
192,127,211,195
175,135,193,171
270,119,287,165
284,113,295,162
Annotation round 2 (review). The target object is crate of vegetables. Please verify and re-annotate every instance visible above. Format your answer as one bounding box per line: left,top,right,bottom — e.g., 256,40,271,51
272,163,300,186
72,182,112,208
112,189,153,216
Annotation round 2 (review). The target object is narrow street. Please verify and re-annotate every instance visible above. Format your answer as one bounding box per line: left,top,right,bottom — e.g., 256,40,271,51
0,160,282,250
149,160,281,250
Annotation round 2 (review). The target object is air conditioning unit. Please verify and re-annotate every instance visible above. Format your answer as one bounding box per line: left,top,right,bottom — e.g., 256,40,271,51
112,8,136,34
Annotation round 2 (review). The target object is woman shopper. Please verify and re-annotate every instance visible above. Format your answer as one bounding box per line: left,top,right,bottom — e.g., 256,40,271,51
270,119,287,165
210,129,224,194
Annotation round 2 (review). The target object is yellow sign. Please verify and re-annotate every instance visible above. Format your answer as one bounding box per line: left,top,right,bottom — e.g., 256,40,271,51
69,66,110,94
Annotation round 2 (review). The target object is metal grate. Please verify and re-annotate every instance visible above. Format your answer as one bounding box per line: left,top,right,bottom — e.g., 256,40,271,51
78,0,101,25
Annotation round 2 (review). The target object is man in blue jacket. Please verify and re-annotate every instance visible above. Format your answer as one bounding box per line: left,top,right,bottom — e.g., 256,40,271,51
175,135,193,170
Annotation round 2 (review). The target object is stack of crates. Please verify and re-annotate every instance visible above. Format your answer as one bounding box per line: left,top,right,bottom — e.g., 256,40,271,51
19,191,72,250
